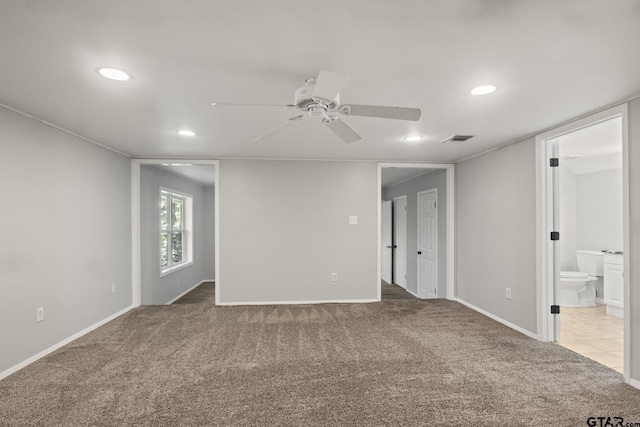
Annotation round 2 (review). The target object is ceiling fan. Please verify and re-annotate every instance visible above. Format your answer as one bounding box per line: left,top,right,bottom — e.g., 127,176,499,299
211,70,422,143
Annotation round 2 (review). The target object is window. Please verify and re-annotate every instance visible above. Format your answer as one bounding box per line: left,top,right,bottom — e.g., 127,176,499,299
160,188,193,275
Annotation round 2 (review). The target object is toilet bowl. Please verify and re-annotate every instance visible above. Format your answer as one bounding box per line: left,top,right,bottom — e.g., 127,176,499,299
558,271,597,307
557,250,604,307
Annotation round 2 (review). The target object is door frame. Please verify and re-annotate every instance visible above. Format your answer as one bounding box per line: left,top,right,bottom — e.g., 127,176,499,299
131,159,220,307
393,195,408,289
377,162,455,301
417,188,438,299
381,200,393,284
535,104,630,381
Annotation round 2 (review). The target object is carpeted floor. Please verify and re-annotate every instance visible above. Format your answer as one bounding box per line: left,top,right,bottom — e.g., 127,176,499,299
1,283,639,426
381,281,417,300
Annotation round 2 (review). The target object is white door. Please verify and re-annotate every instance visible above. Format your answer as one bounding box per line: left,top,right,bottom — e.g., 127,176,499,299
417,189,438,299
393,196,407,288
381,200,392,284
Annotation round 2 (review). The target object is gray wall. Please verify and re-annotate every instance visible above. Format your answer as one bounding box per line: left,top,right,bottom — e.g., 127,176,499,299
576,168,623,252
218,160,378,304
559,165,578,271
140,166,209,304
0,107,131,374
628,97,640,382
203,186,216,280
383,170,447,297
456,138,538,335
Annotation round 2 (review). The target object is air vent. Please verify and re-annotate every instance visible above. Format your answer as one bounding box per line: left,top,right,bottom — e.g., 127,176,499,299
440,135,474,144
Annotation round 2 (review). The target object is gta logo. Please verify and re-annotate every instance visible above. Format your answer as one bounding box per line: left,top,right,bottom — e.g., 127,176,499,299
586,417,624,427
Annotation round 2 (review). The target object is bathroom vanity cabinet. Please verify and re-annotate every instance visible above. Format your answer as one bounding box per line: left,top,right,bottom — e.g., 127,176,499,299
603,254,623,318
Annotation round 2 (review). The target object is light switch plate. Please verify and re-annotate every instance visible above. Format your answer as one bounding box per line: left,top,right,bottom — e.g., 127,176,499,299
349,215,358,225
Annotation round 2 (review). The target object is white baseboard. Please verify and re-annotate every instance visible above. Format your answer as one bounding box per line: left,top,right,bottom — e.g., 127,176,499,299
406,288,420,298
217,298,380,306
595,298,605,305
455,298,538,340
0,304,134,381
629,377,640,390
166,279,210,305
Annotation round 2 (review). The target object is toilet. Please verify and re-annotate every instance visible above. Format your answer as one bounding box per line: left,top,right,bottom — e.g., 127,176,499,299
558,250,604,307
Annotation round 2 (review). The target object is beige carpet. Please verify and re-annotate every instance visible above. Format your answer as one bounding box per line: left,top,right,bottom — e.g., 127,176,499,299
1,283,639,426
381,281,417,300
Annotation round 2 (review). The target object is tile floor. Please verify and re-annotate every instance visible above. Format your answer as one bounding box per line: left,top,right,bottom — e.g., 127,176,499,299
557,304,623,373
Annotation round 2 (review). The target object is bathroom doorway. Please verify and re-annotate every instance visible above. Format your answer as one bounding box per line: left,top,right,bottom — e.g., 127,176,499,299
536,104,629,377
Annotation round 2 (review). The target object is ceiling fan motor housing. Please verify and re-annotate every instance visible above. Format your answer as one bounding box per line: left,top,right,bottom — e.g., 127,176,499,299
294,80,339,111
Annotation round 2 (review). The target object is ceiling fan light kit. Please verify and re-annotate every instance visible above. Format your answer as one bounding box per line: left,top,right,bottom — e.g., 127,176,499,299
213,70,422,143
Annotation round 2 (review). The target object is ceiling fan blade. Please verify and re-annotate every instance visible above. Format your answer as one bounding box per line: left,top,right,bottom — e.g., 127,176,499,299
340,104,421,121
252,115,304,143
323,117,361,143
312,70,350,102
212,102,294,108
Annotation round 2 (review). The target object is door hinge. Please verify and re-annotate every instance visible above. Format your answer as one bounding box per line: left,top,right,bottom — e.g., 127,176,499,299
550,158,559,167
550,231,560,241
434,201,437,208
551,305,560,314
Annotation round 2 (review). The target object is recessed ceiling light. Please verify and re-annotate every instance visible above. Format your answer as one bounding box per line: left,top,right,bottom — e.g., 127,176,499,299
404,135,423,142
98,68,130,81
471,85,497,95
177,130,196,137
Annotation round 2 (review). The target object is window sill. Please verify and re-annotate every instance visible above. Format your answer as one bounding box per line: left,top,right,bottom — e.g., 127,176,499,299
160,261,194,277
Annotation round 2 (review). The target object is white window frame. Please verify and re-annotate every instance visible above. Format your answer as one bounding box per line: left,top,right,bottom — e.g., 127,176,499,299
159,187,193,277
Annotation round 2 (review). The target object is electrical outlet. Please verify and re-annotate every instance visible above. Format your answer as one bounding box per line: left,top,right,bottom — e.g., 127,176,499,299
331,273,338,282
348,216,358,225
111,283,116,294
36,307,44,322
506,288,512,300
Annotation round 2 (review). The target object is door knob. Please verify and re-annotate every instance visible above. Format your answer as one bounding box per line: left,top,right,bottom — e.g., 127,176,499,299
386,245,392,248
417,251,422,255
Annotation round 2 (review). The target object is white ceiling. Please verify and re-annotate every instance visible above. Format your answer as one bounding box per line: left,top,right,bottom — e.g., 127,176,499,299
381,168,436,188
152,164,215,186
1,1,639,162
558,116,622,159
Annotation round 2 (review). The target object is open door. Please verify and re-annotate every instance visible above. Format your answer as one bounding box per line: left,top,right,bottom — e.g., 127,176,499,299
381,200,392,284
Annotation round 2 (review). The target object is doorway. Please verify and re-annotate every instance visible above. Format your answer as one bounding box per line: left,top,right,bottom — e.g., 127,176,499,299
536,104,630,379
378,163,455,301
132,159,219,307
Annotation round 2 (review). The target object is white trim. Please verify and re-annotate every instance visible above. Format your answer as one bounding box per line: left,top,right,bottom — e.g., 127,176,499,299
377,162,455,303
217,298,379,306
0,305,135,381
595,298,605,305
393,195,408,289
165,279,209,305
446,167,455,300
629,378,640,390
132,159,220,307
535,104,630,381
0,102,131,158
405,287,420,298
455,298,538,340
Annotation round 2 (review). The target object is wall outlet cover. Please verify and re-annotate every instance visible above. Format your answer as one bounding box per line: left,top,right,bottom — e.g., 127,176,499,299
36,307,44,322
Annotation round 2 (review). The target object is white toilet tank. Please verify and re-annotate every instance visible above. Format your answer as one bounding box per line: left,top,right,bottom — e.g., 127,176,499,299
576,250,604,276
